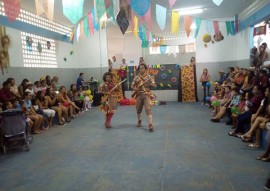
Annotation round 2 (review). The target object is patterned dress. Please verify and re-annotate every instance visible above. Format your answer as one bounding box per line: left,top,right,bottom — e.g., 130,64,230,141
98,81,117,114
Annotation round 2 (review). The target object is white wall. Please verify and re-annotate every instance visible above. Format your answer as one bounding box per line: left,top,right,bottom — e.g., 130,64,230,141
196,21,249,63
73,28,108,69
6,28,23,67
232,27,251,61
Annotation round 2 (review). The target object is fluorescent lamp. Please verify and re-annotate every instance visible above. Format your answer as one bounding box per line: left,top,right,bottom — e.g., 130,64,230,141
175,8,203,15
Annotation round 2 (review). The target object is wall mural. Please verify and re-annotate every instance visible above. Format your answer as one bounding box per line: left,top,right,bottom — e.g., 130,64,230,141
0,26,10,75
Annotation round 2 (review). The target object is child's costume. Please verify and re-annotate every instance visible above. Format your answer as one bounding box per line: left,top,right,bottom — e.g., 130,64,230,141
84,90,93,109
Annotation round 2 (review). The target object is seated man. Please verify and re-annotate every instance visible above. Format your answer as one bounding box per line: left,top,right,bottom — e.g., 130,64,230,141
0,81,15,102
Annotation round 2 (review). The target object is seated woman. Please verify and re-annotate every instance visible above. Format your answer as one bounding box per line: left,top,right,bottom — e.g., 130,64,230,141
257,126,270,161
23,91,44,134
228,86,263,136
36,90,56,129
45,87,70,125
241,88,270,145
240,70,255,94
211,87,239,122
230,93,246,128
58,86,80,118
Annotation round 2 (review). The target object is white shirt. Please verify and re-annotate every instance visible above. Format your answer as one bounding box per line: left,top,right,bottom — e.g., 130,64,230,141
112,61,120,69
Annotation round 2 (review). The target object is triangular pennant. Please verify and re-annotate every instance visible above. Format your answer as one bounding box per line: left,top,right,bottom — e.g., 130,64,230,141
194,18,201,38
130,0,150,16
35,0,54,21
225,21,231,36
205,20,213,34
184,16,192,37
104,0,111,10
88,13,95,35
156,4,166,31
62,0,84,24
134,15,138,37
213,21,220,34
84,17,89,37
3,0,21,22
116,9,129,34
92,8,100,31
143,7,152,30
230,21,235,35
96,0,106,23
171,11,180,34
168,0,176,8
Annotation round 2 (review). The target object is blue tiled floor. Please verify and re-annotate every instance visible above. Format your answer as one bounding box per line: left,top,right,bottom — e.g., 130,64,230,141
0,102,268,191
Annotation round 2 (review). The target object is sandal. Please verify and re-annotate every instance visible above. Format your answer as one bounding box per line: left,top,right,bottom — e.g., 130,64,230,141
242,137,253,143
228,131,236,136
248,144,260,148
261,156,270,162
58,122,65,125
256,154,268,160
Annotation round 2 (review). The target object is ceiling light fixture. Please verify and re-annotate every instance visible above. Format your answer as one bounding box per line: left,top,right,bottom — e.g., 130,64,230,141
174,8,203,15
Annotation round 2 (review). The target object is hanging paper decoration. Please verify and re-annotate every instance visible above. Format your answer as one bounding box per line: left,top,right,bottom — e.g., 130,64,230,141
171,77,177,83
3,0,21,22
113,0,120,19
226,21,233,36
46,41,51,49
168,0,176,8
171,11,180,34
175,64,180,69
84,17,89,37
35,0,54,21
161,73,167,79
80,21,84,38
104,0,111,10
194,18,201,38
96,0,106,23
76,23,81,41
88,13,95,35
230,21,235,35
120,0,131,21
106,0,115,21
156,4,166,31
212,0,223,6
160,45,167,54
0,50,9,75
37,42,42,54
156,64,161,69
130,0,150,16
160,65,166,71
202,34,212,48
213,21,220,35
26,36,33,51
253,25,266,36
133,15,138,37
1,35,10,50
142,7,152,30
184,16,192,37
205,20,213,34
92,8,100,31
213,31,224,42
159,83,164,88
116,8,129,34
62,0,84,24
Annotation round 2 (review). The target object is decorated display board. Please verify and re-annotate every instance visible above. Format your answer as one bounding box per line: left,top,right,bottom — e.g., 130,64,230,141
127,64,181,90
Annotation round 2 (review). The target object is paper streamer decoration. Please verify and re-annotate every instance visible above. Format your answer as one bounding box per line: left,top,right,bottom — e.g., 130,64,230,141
35,0,54,21
84,17,89,37
62,0,84,24
213,21,220,35
171,11,180,34
88,13,95,35
106,0,115,21
230,21,235,35
37,42,42,53
160,45,167,54
116,9,129,34
156,4,166,31
184,16,192,37
205,20,213,34
133,15,138,37
168,0,176,8
194,18,201,38
96,0,106,23
92,8,99,31
130,0,150,16
3,0,21,22
113,0,120,19
143,7,152,30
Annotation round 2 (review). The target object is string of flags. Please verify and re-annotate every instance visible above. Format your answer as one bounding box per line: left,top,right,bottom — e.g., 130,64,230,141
3,0,254,47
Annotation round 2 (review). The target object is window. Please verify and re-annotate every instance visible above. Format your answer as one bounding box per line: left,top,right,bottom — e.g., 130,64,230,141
21,32,57,68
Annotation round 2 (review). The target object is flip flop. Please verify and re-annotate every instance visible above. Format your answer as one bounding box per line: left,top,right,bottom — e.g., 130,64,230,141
248,144,260,148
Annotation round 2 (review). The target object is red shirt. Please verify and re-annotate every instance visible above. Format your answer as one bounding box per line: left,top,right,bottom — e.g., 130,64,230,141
0,88,14,102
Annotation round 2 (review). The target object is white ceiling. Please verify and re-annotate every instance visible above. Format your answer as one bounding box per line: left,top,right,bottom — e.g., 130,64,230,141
16,0,255,31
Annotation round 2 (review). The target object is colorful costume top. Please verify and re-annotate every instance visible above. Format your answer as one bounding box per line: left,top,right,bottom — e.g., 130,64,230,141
98,81,118,114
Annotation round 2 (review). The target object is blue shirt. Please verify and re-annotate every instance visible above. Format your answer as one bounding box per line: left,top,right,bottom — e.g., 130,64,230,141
76,77,84,89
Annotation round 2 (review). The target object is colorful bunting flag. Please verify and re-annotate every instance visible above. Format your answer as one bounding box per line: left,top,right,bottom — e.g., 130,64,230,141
168,0,176,8
205,20,213,34
130,0,150,16
62,0,84,24
194,18,201,38
184,16,192,37
92,8,100,31
116,9,129,34
134,15,138,37
230,21,235,35
213,21,220,34
160,45,167,54
84,17,89,37
225,21,232,36
156,4,166,31
171,11,180,34
95,0,106,23
88,13,95,35
3,0,21,22
35,0,54,21
143,7,152,30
